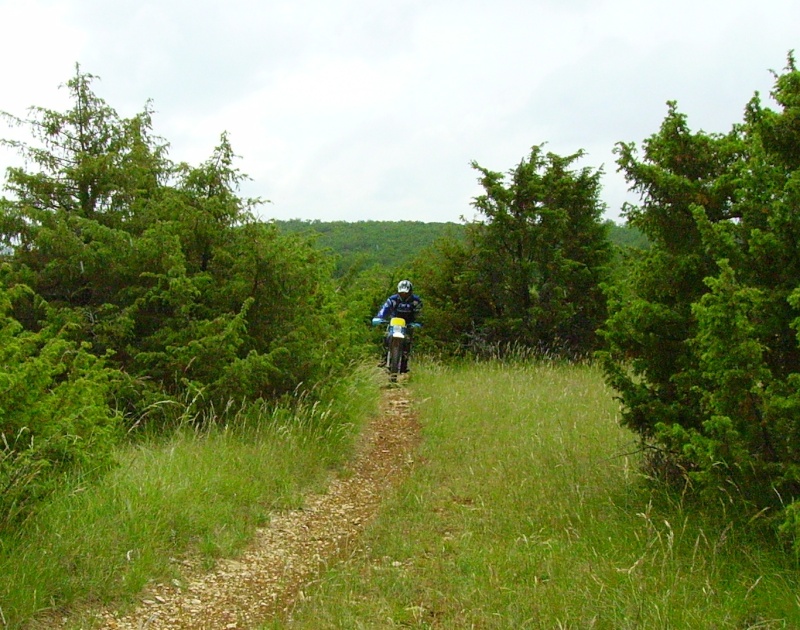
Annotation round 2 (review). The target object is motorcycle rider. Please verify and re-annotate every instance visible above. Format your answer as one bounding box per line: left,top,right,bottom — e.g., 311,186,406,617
375,280,422,373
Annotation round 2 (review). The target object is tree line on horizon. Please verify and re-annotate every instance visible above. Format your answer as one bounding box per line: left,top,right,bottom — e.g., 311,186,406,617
274,217,647,277
3,55,800,552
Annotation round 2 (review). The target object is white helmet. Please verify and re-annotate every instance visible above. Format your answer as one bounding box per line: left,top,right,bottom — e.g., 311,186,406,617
397,280,413,294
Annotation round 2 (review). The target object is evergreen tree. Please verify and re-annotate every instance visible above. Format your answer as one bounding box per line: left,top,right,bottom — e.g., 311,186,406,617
0,67,365,425
601,53,800,544
414,146,612,356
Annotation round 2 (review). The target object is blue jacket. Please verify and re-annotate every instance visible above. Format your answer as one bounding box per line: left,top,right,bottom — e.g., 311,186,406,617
377,293,422,323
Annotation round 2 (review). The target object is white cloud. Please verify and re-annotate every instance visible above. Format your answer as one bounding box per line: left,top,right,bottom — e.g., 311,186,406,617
1,0,799,224
0,1,85,112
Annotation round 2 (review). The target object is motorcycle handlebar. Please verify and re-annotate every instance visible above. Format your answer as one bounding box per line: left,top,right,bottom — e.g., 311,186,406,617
371,318,422,328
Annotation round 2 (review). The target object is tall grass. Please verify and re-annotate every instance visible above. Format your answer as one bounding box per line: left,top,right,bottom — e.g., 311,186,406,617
274,359,800,629
0,364,383,629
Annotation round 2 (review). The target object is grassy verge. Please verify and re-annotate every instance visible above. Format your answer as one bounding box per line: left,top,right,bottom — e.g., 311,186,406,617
273,359,800,629
0,364,383,629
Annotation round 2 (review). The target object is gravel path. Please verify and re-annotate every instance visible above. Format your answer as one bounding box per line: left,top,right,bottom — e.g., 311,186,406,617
93,385,420,630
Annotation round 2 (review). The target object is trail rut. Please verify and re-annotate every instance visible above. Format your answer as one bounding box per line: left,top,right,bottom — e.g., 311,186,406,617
90,384,419,629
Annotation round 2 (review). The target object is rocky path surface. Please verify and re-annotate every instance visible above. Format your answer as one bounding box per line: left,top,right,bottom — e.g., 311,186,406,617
95,385,419,630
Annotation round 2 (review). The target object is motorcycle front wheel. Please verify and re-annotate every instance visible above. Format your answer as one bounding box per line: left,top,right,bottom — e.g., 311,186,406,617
388,338,403,381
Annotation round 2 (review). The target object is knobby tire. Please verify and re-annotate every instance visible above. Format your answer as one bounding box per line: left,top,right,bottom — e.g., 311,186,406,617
388,338,403,381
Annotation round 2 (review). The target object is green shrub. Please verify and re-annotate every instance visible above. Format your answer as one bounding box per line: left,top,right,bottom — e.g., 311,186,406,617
0,284,120,530
600,53,800,543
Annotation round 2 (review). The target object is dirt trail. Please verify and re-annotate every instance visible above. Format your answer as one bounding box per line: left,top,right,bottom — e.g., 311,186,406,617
94,384,419,630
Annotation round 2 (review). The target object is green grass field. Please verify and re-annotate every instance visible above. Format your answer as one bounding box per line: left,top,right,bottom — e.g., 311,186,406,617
2,359,799,628
0,365,382,629
272,360,800,629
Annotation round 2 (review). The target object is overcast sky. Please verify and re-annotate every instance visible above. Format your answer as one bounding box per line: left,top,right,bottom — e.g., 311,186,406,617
1,0,798,224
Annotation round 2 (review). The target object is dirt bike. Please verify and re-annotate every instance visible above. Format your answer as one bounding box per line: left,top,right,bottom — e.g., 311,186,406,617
372,317,421,381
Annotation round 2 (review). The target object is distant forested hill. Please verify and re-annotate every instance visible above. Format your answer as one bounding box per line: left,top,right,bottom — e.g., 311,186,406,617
274,219,646,275
275,220,465,274
606,221,649,249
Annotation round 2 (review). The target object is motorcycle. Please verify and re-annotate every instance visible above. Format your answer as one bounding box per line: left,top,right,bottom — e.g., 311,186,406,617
371,316,421,381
